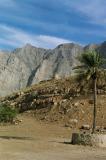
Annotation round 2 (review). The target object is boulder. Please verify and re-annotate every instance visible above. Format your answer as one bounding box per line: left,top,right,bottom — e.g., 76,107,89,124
71,133,106,147
80,125,90,130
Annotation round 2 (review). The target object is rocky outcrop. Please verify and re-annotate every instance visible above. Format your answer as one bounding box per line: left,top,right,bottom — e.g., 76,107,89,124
0,42,105,96
1,78,106,129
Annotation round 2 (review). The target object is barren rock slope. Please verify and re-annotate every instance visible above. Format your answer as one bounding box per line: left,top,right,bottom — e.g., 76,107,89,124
0,42,105,96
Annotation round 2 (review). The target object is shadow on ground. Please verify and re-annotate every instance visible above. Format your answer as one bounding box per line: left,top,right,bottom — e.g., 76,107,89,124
0,136,33,140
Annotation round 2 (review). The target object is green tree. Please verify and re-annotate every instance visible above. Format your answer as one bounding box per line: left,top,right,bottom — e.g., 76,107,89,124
74,50,106,133
0,104,17,123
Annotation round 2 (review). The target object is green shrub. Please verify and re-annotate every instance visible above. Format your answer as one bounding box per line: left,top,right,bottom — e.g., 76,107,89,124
0,104,18,123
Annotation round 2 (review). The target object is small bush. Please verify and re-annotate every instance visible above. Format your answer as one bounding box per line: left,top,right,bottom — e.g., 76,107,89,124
0,104,18,123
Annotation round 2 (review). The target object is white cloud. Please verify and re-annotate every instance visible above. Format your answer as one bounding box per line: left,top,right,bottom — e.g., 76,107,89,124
64,0,106,25
35,35,71,48
1,24,106,50
0,24,72,49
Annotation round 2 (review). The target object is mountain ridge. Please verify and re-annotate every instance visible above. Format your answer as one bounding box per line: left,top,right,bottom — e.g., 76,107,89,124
0,41,105,96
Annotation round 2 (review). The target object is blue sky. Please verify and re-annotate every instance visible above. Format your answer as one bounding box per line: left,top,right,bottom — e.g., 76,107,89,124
0,0,106,50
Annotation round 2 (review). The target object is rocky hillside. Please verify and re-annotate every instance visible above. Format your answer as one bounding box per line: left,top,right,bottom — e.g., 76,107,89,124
0,42,106,96
1,78,106,129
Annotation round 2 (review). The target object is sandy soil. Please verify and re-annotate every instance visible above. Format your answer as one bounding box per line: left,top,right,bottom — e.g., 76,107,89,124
0,115,106,160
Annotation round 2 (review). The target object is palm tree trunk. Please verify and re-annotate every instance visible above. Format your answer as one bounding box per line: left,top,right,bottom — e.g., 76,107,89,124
92,78,97,134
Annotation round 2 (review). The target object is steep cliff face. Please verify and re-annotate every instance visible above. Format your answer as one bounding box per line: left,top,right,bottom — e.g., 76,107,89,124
32,43,83,84
0,44,47,96
0,42,105,96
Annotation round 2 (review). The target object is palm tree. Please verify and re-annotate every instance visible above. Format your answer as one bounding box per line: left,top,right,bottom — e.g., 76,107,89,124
74,50,106,133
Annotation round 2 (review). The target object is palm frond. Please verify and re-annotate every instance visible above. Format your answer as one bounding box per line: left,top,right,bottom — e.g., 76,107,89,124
74,50,106,82
78,50,105,68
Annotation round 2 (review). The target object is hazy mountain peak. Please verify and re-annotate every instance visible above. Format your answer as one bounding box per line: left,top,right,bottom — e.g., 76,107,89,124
56,43,81,49
84,44,99,51
24,43,34,48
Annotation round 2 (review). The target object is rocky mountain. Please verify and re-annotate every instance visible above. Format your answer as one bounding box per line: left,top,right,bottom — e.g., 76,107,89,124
0,42,106,96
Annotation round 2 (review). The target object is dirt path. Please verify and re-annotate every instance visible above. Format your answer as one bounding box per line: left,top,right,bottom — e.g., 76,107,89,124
0,115,106,160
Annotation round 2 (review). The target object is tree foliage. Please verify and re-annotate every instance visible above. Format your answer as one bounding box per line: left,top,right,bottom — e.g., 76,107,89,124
0,104,17,123
74,50,106,133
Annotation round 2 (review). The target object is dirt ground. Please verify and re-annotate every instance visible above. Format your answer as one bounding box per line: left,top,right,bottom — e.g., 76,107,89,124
0,115,106,160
